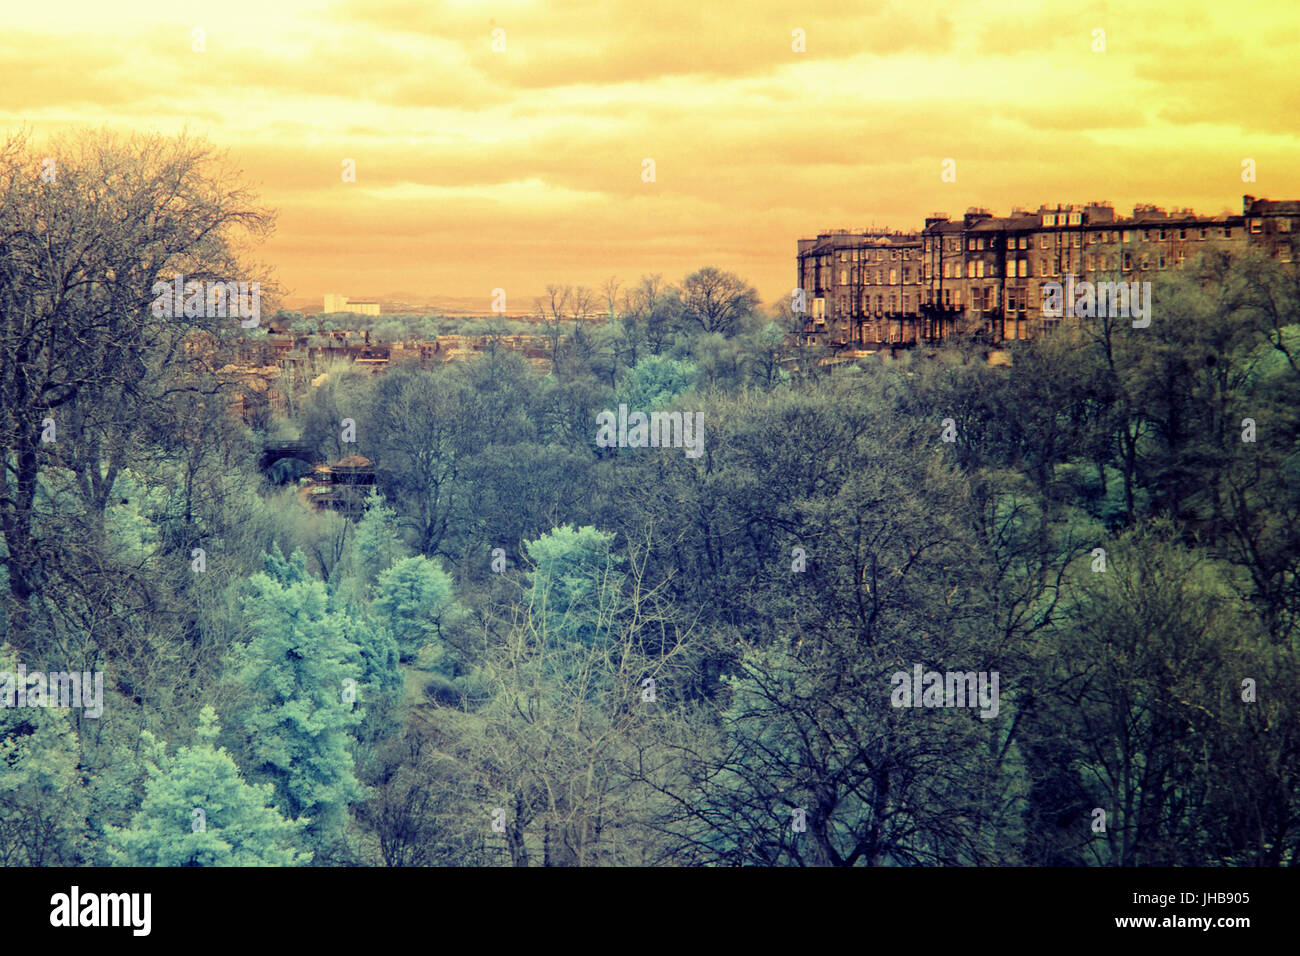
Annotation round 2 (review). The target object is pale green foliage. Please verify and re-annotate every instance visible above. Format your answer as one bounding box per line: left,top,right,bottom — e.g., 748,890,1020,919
350,490,410,588
234,556,365,850
614,355,699,411
523,524,623,647
371,555,456,665
0,645,88,865
113,707,308,866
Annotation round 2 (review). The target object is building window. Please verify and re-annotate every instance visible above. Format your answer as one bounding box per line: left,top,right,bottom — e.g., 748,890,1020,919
976,260,985,278
1179,228,1187,239
1250,219,1263,234
1176,249,1186,267
1085,253,1095,270
1140,254,1151,270
1279,218,1292,233
1157,253,1166,269
903,267,911,283
1072,233,1081,247
1040,235,1049,249
1224,228,1232,238
1159,228,1167,240
889,269,898,284
1018,259,1028,278
1123,253,1132,270
1123,231,1131,243
840,269,847,285
1200,228,1208,240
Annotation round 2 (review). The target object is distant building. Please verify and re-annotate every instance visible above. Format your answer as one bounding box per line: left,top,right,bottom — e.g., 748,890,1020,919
323,293,380,316
798,195,1299,349
308,454,376,515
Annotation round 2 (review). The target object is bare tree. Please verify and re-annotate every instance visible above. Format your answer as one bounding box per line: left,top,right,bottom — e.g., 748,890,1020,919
680,266,760,336
569,285,596,323
601,275,622,320
0,129,274,649
437,526,698,865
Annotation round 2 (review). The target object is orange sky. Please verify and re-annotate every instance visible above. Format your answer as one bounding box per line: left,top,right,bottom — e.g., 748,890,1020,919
5,0,1300,313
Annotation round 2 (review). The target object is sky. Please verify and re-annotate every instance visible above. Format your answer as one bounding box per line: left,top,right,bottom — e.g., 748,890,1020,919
4,0,1300,313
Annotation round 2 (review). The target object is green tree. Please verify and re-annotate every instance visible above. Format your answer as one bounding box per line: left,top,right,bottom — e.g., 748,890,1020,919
0,646,88,865
234,559,365,858
349,489,410,589
614,355,699,411
524,525,622,648
372,555,457,665
1020,523,1281,865
113,707,308,866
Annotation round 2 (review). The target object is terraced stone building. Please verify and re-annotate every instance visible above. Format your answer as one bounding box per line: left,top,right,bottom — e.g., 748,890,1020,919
797,195,1299,350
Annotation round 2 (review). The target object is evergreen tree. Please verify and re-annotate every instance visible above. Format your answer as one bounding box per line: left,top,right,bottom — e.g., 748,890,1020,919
350,489,410,589
113,707,308,866
235,557,365,857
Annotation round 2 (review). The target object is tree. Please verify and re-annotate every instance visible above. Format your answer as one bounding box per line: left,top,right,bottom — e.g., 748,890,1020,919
602,276,622,320
113,707,308,866
440,527,696,865
348,490,410,590
624,273,679,355
680,267,760,336
366,369,473,558
0,130,273,647
233,557,365,858
1019,523,1290,866
614,355,699,411
0,645,88,865
524,525,622,649
372,555,457,665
